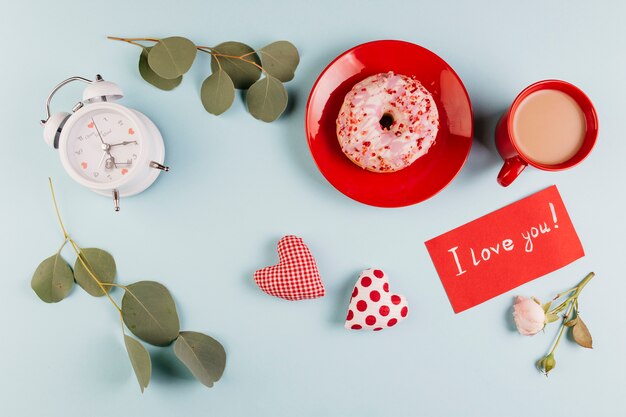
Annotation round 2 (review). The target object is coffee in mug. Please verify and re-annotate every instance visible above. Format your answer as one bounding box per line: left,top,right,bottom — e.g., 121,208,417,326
513,89,586,165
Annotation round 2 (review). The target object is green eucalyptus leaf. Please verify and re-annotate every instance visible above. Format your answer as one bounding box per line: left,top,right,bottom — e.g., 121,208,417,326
542,301,552,314
572,316,593,348
139,47,182,90
31,253,73,303
173,331,226,388
73,248,116,297
258,41,299,82
246,75,288,122
210,42,261,89
124,335,152,393
122,281,180,346
148,36,197,79
200,69,235,115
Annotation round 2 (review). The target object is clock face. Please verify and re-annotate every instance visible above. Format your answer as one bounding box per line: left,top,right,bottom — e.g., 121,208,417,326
64,108,142,183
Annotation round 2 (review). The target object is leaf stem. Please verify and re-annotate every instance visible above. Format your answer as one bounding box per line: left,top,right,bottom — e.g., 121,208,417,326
107,36,160,48
547,272,595,316
196,45,218,54
549,298,570,315
545,272,596,356
56,237,68,255
68,238,122,313
101,282,128,290
240,50,257,58
196,46,267,75
49,178,68,239
548,302,574,356
212,53,223,71
119,312,126,337
552,286,578,300
573,272,595,296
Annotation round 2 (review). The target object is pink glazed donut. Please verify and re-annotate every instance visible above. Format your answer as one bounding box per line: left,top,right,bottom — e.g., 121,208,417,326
336,72,439,173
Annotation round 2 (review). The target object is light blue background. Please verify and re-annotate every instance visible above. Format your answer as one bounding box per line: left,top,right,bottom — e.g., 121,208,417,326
1,1,624,416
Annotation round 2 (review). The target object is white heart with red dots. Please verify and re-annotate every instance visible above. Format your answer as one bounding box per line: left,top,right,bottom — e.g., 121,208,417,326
345,269,408,331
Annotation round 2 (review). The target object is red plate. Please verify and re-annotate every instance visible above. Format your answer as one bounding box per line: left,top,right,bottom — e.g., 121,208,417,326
305,40,473,207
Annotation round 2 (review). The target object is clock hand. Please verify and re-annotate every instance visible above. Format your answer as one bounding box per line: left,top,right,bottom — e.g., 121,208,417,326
98,151,108,168
92,118,122,170
91,118,108,145
109,140,137,147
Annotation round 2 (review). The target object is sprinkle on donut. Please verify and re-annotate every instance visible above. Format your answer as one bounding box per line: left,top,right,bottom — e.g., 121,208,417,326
336,71,439,173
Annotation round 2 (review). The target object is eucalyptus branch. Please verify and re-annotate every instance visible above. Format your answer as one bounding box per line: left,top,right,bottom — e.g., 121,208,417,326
31,180,227,392
49,178,122,312
109,35,299,122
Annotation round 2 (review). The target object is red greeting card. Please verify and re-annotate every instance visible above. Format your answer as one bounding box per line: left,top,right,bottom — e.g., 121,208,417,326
425,185,584,313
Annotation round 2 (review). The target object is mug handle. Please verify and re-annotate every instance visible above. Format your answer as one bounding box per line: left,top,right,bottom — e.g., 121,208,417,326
497,156,527,187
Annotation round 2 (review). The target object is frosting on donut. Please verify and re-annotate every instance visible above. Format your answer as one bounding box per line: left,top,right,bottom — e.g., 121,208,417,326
336,71,439,173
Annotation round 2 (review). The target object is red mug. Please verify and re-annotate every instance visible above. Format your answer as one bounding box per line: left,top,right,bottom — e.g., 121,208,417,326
495,79,599,186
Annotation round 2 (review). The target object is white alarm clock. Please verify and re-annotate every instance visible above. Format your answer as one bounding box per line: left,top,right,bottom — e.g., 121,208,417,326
40,74,169,211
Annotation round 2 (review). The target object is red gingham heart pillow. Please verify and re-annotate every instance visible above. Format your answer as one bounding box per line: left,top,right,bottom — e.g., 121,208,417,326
254,236,325,301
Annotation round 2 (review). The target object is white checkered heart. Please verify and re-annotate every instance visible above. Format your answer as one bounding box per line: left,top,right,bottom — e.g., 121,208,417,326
254,235,325,301
345,269,409,331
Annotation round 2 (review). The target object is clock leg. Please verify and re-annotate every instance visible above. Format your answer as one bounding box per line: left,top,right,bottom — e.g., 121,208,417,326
150,161,170,172
113,189,120,212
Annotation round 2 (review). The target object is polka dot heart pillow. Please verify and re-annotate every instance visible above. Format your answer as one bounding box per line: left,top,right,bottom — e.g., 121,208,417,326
345,269,409,331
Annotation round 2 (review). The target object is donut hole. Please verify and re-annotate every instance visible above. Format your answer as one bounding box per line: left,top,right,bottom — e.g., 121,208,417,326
379,113,394,130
